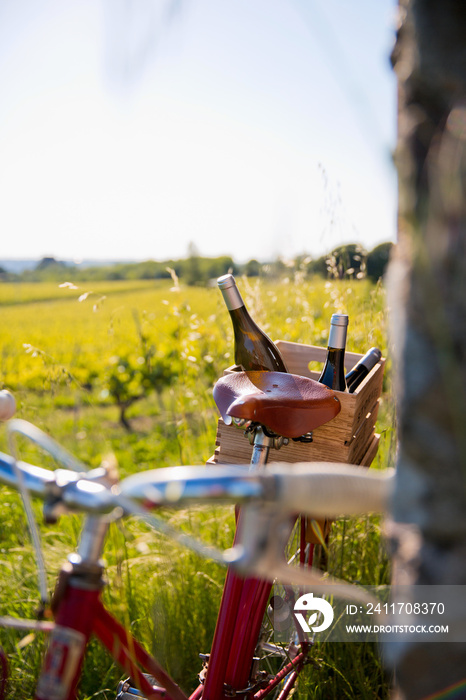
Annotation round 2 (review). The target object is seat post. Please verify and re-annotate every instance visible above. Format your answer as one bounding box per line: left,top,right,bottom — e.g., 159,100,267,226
249,426,272,471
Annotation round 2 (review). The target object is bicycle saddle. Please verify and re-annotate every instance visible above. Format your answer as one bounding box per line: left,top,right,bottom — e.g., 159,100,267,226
213,371,341,439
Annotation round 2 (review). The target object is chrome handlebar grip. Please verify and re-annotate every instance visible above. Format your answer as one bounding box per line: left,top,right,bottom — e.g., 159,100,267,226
270,462,395,518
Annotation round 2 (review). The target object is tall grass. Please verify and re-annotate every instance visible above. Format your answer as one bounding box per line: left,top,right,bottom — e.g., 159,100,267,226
0,275,394,698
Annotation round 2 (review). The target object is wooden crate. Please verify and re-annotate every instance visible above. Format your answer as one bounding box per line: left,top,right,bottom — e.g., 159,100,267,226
209,341,385,468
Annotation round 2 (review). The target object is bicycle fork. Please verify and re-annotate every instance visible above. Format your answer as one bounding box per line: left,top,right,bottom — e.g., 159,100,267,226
35,517,108,700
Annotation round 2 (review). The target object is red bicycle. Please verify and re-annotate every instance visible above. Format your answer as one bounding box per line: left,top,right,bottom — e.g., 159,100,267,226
0,379,392,700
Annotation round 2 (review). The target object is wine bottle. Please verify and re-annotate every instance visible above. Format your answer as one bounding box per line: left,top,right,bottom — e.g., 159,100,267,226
345,347,382,393
217,274,288,372
318,314,348,391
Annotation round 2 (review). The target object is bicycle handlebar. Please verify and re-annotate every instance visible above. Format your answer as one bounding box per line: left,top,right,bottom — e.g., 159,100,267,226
0,452,55,495
0,419,394,600
0,451,394,520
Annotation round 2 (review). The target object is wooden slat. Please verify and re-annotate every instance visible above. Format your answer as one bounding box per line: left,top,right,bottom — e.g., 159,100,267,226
208,426,381,468
347,400,380,463
359,433,380,467
211,419,353,465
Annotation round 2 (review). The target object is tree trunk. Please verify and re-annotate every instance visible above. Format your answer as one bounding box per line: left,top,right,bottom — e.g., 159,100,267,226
388,1,466,697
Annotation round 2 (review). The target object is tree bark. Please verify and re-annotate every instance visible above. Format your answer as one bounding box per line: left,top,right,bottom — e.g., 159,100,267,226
388,1,466,697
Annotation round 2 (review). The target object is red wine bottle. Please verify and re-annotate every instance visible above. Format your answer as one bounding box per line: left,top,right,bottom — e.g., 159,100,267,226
217,274,288,372
345,347,382,393
318,314,348,391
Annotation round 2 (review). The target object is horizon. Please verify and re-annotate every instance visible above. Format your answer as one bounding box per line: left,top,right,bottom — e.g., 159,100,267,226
0,237,392,273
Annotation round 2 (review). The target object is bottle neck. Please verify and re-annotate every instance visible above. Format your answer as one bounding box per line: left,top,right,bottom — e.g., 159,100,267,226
328,323,347,350
218,276,244,311
358,347,382,370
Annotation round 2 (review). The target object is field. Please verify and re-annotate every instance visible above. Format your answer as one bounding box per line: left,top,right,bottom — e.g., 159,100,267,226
0,275,395,698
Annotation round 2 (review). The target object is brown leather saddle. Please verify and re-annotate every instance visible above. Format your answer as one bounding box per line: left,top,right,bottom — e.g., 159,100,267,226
213,371,341,439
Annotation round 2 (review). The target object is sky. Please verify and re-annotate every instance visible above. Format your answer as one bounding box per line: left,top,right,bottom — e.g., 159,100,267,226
0,0,398,264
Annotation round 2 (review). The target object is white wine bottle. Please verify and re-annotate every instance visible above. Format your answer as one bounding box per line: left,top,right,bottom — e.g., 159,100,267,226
318,314,348,391
345,347,382,393
217,274,288,372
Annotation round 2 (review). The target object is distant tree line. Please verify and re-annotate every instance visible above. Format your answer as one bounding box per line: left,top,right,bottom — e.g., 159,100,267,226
0,242,393,285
